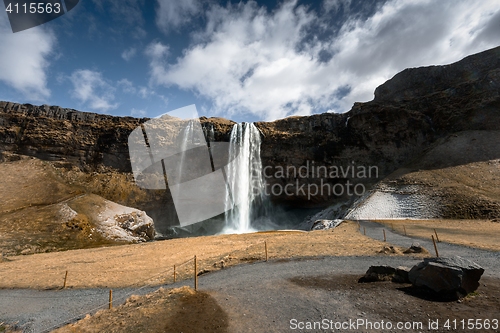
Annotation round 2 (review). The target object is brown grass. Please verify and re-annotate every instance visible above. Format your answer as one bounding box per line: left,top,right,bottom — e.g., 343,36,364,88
51,286,229,333
0,221,415,289
376,219,500,251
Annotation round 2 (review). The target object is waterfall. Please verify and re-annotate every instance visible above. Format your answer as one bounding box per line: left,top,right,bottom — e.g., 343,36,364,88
175,120,196,186
223,123,265,233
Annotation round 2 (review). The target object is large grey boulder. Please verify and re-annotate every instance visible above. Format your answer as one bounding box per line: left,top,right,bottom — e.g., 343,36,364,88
409,256,484,299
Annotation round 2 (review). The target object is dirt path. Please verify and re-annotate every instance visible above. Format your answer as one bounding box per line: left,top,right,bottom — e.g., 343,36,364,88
2,256,499,333
2,221,499,332
375,219,500,251
0,222,396,289
358,220,500,277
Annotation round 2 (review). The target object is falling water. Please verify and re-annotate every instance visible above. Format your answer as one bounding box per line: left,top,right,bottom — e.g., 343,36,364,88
223,123,265,233
175,119,199,186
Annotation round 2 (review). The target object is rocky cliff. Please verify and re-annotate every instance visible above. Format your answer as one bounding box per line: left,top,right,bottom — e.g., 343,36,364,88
1,46,499,237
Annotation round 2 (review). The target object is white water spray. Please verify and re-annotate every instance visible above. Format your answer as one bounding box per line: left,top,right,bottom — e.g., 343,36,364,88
223,123,265,233
175,120,196,185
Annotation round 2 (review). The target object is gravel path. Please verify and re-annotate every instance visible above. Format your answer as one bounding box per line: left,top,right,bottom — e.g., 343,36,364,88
358,220,500,276
0,256,421,333
1,221,499,333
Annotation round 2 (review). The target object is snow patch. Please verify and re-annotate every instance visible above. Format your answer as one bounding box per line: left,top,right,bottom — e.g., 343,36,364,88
58,203,78,222
345,190,441,220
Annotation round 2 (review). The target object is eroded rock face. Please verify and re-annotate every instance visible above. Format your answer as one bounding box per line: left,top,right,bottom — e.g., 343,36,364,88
409,256,485,299
0,46,499,231
374,46,500,106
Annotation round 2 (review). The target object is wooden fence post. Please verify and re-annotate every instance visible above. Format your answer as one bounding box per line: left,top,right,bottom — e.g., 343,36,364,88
432,235,439,257
109,290,113,309
63,270,68,289
194,256,198,291
383,229,386,242
265,241,268,262
434,229,440,243
173,265,176,283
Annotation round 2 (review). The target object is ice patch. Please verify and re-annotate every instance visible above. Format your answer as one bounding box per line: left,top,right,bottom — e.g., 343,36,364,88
345,190,441,220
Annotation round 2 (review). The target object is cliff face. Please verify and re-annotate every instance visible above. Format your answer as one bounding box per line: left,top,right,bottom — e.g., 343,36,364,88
0,102,144,172
374,47,500,133
0,46,499,230
257,46,500,205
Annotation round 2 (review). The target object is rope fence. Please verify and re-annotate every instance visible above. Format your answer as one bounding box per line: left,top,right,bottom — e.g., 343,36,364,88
365,222,445,247
35,240,271,333
9,223,446,332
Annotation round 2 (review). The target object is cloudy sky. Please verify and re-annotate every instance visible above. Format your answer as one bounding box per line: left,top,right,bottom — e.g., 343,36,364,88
0,0,499,122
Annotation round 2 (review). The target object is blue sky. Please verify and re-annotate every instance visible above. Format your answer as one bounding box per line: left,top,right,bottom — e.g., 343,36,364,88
0,0,499,122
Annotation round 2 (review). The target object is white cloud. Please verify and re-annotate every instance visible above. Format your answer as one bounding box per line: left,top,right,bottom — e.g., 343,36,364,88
131,108,147,117
0,12,55,101
155,0,203,33
118,78,135,93
118,78,154,99
69,69,119,112
138,87,152,98
147,0,500,121
121,47,137,61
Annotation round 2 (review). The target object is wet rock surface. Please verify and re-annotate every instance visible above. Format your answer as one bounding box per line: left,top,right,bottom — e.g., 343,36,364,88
310,219,343,231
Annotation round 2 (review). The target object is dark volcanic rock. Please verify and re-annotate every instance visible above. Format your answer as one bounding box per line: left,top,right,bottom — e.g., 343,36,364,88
359,265,397,282
0,102,144,172
359,265,410,283
403,243,429,254
409,256,485,299
374,46,500,133
375,47,500,103
1,46,499,232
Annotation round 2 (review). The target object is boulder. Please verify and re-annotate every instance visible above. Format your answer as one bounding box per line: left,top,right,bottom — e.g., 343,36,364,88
359,265,395,282
310,219,343,231
393,266,411,283
409,256,484,299
359,265,410,283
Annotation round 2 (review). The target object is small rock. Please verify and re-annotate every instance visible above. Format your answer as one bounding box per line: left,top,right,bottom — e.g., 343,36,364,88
403,242,429,254
197,269,211,276
379,245,402,255
311,219,344,231
359,265,396,282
